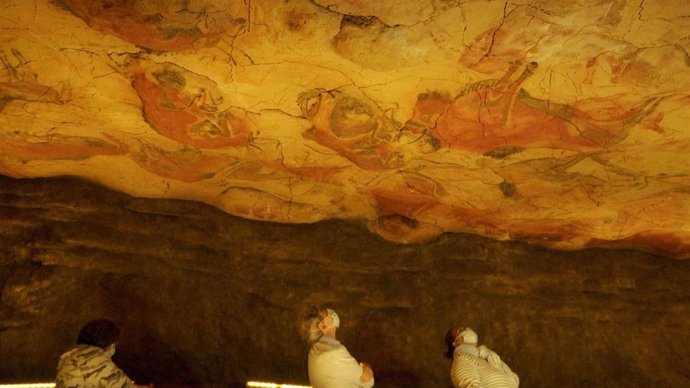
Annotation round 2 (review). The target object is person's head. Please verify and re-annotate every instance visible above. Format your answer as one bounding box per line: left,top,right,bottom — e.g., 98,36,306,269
444,327,478,359
298,306,324,344
317,308,340,338
77,319,120,349
458,327,478,344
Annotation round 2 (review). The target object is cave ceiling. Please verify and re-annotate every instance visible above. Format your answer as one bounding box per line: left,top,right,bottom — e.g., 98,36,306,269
1,0,689,258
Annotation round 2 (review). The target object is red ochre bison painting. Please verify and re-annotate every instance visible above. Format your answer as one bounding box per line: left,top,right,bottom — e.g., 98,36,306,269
298,87,405,170
131,63,251,149
402,61,663,155
59,0,248,52
300,61,663,172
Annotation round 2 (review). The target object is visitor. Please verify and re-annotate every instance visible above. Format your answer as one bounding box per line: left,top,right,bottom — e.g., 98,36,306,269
306,307,374,388
445,327,519,388
56,318,151,388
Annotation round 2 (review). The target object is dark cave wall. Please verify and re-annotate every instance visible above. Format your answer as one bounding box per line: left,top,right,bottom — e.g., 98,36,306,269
1,175,689,387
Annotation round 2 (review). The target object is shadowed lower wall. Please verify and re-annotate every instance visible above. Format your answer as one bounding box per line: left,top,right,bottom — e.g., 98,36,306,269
1,175,689,387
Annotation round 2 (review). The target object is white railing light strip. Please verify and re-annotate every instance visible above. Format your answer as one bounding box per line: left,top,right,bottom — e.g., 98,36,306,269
0,384,56,388
0,382,310,388
246,382,311,388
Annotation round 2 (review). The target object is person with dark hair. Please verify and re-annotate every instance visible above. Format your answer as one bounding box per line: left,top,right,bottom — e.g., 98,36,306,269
445,327,519,388
307,307,374,388
56,319,149,388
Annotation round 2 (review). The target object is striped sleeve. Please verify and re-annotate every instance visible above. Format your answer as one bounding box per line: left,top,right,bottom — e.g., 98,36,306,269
451,353,482,388
479,346,520,387
452,351,519,388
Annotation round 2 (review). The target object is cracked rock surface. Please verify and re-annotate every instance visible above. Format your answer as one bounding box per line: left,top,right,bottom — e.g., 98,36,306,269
1,0,690,257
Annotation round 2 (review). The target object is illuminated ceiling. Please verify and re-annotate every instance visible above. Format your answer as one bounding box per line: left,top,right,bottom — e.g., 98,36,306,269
1,0,689,257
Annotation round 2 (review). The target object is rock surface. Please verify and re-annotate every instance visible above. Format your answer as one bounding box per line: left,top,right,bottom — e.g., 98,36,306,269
1,175,689,387
0,0,689,257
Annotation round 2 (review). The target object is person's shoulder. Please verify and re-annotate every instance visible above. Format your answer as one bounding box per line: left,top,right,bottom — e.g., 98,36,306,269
477,345,492,358
454,350,482,364
311,340,338,355
71,345,112,363
60,344,93,357
58,345,113,372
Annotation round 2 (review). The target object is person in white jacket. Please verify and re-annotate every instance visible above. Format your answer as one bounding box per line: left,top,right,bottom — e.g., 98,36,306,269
307,308,374,388
445,327,519,388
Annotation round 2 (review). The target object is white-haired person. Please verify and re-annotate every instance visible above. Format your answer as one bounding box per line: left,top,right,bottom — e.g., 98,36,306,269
307,307,374,388
445,327,519,388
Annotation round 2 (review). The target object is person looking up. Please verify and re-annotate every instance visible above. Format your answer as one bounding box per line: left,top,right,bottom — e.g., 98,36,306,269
445,327,519,388
307,307,374,388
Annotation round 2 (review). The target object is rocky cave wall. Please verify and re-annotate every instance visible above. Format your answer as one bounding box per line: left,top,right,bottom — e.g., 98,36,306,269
1,175,689,387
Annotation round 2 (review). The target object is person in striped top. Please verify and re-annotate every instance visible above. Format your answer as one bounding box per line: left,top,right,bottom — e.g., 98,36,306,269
445,327,519,388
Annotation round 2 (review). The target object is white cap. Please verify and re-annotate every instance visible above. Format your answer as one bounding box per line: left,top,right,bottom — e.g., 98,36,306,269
458,328,478,344
326,309,340,327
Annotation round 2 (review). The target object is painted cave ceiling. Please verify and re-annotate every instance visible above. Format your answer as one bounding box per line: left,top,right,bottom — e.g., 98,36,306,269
1,0,689,258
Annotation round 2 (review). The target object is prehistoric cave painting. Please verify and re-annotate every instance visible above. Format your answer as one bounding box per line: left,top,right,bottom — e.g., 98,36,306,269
131,62,251,149
103,134,238,183
102,114,346,185
275,165,346,186
298,87,405,170
456,6,625,75
209,157,349,223
0,49,70,111
583,46,690,90
458,6,689,92
368,173,447,218
496,152,603,198
364,173,449,243
366,168,587,245
0,49,118,164
458,10,568,74
368,183,492,244
60,0,248,51
0,131,123,163
367,214,444,244
402,61,663,155
0,0,688,258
